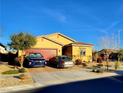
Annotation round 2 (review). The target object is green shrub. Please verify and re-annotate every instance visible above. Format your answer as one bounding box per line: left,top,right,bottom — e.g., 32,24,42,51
115,61,119,70
18,68,26,73
92,66,104,73
2,70,19,74
18,74,30,80
97,63,103,67
75,59,82,65
82,62,87,67
18,74,25,78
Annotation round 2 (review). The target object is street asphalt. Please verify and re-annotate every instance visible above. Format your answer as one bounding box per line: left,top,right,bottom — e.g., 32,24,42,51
13,75,123,93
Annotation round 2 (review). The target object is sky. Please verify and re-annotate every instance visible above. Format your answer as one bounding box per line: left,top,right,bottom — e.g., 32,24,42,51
0,0,123,50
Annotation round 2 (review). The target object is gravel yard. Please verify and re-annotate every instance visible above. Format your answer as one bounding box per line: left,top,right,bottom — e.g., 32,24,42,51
0,65,13,73
0,77,33,88
0,65,34,88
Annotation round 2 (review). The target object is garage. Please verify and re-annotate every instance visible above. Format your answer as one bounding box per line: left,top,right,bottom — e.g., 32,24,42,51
25,48,57,60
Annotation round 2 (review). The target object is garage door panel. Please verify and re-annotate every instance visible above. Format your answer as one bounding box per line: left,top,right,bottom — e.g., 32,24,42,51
25,49,57,60
25,49,40,54
40,49,57,60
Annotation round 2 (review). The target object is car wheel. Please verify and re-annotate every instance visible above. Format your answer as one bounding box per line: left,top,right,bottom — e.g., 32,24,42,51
57,64,59,68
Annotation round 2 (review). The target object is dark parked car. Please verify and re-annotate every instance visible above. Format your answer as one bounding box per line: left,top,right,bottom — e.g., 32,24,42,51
49,55,74,68
23,53,46,67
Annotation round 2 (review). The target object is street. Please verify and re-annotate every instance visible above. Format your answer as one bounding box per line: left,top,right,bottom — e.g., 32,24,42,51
13,75,123,93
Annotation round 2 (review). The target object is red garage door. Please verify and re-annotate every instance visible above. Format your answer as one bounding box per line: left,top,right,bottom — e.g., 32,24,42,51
25,48,57,60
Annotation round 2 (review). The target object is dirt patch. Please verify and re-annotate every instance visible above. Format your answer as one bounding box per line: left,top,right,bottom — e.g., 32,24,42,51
0,77,34,88
0,72,34,88
0,65,34,88
0,65,13,73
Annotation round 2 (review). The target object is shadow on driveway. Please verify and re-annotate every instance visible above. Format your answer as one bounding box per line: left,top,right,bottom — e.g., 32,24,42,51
114,70,123,75
13,75,123,93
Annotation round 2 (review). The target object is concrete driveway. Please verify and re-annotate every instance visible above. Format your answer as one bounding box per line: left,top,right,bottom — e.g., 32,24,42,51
29,66,121,86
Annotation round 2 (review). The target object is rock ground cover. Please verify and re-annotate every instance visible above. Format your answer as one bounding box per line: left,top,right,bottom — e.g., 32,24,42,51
0,65,34,88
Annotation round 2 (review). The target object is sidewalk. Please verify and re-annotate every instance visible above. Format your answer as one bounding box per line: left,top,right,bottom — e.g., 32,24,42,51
0,69,122,93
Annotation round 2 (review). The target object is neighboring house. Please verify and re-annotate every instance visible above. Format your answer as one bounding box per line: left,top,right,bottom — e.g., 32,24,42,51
98,49,119,61
0,43,8,54
24,33,93,62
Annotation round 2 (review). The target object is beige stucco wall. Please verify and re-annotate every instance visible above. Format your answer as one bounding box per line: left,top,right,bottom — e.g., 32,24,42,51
32,37,62,55
47,34,74,45
72,45,93,62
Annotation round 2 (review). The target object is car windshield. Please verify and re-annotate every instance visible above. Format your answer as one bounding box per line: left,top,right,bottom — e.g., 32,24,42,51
29,53,43,58
61,56,71,61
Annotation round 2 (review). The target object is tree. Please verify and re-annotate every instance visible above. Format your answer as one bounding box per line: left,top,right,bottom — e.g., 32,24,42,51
99,33,119,71
117,49,123,61
92,50,99,61
8,32,36,67
115,49,123,70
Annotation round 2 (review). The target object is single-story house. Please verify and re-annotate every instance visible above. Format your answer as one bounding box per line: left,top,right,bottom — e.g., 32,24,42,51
24,33,93,62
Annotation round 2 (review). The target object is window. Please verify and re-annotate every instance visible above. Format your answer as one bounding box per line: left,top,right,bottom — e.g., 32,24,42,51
80,48,86,56
29,53,43,58
61,56,71,61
